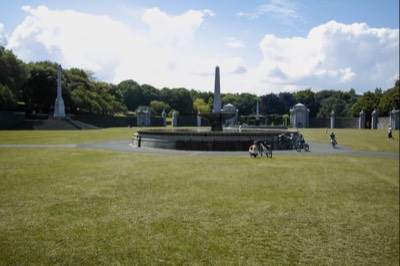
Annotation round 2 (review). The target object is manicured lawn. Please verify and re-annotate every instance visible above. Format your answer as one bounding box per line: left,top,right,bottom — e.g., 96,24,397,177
296,128,399,153
0,128,398,265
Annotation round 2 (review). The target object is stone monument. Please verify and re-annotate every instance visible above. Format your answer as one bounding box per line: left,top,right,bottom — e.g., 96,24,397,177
213,66,221,113
54,65,65,118
330,110,335,128
199,66,235,131
290,103,309,128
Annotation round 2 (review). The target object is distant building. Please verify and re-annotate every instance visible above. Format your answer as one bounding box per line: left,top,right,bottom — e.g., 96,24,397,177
290,103,309,128
136,107,151,126
222,103,237,125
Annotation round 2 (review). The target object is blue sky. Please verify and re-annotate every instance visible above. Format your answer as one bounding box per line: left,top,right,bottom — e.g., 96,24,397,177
0,0,398,95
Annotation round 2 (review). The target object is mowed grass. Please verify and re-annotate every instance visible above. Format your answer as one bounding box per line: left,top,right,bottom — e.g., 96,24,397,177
0,128,399,264
0,145,399,265
298,128,399,153
0,127,136,144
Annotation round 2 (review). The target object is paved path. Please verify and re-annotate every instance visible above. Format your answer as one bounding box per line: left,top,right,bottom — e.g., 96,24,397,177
1,140,398,158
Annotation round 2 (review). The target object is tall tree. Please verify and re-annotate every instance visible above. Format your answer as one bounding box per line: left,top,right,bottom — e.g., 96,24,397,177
25,61,58,113
0,46,28,109
260,93,284,115
118,80,143,111
378,80,400,116
293,88,319,118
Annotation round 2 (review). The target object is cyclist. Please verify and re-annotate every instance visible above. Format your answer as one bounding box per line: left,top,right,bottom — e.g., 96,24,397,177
330,131,336,146
299,134,305,145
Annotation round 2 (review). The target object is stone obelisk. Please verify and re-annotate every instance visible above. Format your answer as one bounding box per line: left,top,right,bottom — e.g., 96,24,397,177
256,101,260,125
54,64,65,118
213,66,221,113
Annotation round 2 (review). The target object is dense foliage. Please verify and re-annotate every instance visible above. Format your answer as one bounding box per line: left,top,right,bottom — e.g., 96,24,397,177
0,45,398,118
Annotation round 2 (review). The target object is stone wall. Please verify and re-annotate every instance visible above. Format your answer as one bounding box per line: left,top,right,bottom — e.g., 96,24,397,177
309,117,358,128
71,114,135,128
0,111,25,129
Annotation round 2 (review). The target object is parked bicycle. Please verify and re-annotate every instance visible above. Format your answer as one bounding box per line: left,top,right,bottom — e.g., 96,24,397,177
295,140,309,152
260,142,272,158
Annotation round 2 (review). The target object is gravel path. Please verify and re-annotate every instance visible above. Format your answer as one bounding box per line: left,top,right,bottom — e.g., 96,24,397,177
79,140,399,158
1,140,398,158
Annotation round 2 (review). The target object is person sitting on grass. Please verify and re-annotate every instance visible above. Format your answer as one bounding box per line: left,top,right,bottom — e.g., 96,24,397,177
249,141,259,158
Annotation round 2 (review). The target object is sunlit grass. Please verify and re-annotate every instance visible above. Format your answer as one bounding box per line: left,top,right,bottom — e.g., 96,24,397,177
0,127,136,144
296,128,399,153
0,148,398,265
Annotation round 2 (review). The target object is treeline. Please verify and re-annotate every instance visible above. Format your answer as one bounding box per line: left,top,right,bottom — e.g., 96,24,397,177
1,45,399,119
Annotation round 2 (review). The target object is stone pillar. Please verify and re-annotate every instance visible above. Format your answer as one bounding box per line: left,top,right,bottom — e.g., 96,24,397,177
54,64,65,118
390,108,399,129
359,110,365,129
371,109,378,129
213,66,221,113
162,110,166,127
197,112,201,127
172,111,177,127
255,101,260,126
330,110,335,128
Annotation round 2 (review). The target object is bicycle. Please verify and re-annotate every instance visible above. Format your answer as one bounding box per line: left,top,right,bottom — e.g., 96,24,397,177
331,138,337,148
260,142,272,158
295,140,309,152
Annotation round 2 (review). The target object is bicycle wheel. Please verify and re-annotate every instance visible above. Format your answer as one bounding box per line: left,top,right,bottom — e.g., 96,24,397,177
296,143,301,152
304,143,309,151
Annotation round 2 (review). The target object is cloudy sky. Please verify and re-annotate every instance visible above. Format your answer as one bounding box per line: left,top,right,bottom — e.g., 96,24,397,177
0,0,398,95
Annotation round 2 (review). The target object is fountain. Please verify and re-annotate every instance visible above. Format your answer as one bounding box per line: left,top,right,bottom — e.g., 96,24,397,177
132,66,297,151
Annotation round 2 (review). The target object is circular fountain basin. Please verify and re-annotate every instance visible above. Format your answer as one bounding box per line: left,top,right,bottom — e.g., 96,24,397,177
132,128,299,151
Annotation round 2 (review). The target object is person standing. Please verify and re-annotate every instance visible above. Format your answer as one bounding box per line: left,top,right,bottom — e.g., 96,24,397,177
388,126,394,140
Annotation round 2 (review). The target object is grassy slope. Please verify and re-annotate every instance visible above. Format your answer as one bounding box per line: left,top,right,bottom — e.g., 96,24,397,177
0,147,399,265
0,128,399,264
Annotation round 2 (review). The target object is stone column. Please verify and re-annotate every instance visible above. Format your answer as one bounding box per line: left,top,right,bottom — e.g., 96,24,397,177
255,101,260,126
172,111,177,127
162,110,166,127
330,110,335,128
213,66,221,113
371,109,378,129
359,109,365,129
197,112,201,127
54,64,65,118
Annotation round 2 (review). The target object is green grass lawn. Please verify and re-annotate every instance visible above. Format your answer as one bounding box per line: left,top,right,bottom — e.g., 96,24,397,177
0,128,399,265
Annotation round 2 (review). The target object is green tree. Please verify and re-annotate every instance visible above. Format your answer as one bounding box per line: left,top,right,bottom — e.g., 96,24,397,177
25,61,58,113
293,89,319,118
0,84,17,110
260,93,284,115
351,90,381,122
193,98,210,113
0,46,28,107
221,93,240,107
150,100,170,115
378,80,400,116
161,87,193,116
236,93,259,116
118,80,143,111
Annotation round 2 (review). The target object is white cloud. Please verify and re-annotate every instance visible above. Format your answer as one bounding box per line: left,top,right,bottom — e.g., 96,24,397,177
254,20,399,94
4,6,399,96
237,0,303,25
142,7,208,47
227,37,245,48
0,23,6,45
